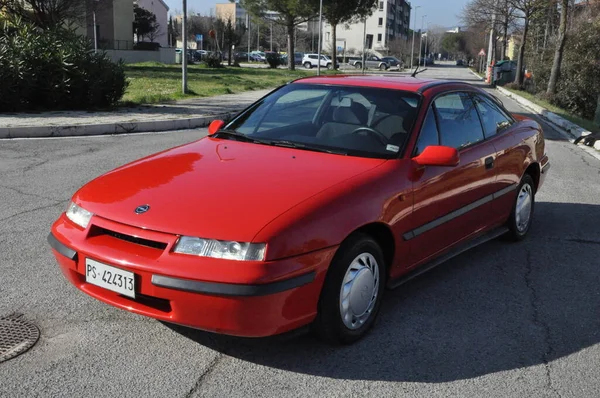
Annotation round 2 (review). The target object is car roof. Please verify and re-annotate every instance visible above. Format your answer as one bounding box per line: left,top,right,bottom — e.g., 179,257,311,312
291,75,470,93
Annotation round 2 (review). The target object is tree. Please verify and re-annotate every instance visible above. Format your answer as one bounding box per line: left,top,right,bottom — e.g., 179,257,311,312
0,0,111,29
168,15,178,47
441,33,467,58
133,4,160,42
322,0,377,69
239,0,319,70
546,0,569,94
461,0,518,59
219,16,245,65
508,0,547,87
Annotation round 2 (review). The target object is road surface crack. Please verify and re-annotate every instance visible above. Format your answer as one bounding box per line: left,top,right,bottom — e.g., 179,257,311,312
0,201,64,223
0,183,62,202
524,249,562,398
185,352,224,398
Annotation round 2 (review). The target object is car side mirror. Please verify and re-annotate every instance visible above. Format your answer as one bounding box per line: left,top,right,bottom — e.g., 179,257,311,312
413,145,460,167
208,120,225,135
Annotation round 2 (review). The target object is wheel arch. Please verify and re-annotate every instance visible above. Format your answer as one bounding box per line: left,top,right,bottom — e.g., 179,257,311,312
524,162,541,193
345,222,395,273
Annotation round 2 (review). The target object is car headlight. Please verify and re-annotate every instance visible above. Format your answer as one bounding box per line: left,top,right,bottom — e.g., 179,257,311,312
65,202,94,229
173,236,266,261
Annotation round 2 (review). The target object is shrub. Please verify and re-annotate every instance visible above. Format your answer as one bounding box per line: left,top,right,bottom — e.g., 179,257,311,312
265,52,282,68
204,52,222,68
552,19,600,120
0,18,128,112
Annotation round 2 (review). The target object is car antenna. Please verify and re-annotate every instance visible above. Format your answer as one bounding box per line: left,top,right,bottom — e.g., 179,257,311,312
411,66,428,77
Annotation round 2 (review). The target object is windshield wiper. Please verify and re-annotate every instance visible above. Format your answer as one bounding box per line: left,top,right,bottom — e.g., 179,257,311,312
208,129,264,143
264,140,348,155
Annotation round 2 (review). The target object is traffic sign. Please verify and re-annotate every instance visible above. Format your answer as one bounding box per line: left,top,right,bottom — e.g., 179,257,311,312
195,34,203,42
478,48,486,56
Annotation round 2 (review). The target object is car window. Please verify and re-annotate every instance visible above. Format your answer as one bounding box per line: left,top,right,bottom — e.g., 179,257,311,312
473,94,513,138
414,107,440,156
225,84,422,159
236,89,329,134
434,92,485,150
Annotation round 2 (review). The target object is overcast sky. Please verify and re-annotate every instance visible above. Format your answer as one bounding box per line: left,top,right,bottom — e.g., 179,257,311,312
164,0,471,29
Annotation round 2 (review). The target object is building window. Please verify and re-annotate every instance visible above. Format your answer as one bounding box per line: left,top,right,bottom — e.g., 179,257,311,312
378,18,383,26
326,32,330,41
377,33,382,42
379,1,384,10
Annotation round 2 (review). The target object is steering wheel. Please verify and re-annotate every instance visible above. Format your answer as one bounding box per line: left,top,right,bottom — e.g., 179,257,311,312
350,126,388,146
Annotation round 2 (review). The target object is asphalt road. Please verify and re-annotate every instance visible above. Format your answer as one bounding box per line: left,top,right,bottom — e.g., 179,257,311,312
1,64,599,398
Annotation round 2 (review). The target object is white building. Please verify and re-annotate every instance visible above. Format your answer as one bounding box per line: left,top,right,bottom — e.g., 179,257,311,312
137,0,170,47
322,0,411,56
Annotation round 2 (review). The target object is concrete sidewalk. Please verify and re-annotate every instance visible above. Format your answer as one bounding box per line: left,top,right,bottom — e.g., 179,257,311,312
0,89,272,139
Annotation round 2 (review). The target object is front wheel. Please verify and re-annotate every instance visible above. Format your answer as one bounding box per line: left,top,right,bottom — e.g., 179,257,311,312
313,233,386,345
505,174,535,241
354,62,362,69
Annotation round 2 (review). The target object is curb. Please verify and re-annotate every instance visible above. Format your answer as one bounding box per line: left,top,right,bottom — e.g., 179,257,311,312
468,68,485,81
495,86,599,152
0,111,239,139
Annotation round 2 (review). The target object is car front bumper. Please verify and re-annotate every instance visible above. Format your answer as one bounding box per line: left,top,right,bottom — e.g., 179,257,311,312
48,214,336,337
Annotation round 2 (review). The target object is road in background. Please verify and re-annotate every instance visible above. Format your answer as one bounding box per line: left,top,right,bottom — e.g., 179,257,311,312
1,64,599,398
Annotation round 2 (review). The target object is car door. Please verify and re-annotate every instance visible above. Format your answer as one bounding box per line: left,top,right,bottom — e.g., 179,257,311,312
472,93,521,225
404,92,498,268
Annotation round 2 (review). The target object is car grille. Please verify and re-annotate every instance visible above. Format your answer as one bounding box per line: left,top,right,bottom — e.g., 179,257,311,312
92,226,168,250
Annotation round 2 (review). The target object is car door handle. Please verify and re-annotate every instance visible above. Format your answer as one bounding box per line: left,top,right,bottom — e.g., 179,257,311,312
485,156,494,169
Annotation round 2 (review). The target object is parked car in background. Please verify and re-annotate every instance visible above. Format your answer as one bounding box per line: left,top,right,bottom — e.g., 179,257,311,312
350,55,389,70
302,54,333,69
280,52,303,66
381,56,403,70
48,75,549,345
249,51,266,62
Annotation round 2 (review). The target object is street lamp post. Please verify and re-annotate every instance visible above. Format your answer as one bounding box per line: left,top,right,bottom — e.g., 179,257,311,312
424,21,429,62
182,0,188,94
419,14,426,68
410,5,420,69
317,0,323,76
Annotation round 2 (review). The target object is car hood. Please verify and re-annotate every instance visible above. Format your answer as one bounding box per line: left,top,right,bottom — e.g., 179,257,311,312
74,138,386,242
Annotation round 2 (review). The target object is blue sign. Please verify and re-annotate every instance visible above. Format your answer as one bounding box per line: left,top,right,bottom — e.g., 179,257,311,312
195,34,203,41
337,46,343,51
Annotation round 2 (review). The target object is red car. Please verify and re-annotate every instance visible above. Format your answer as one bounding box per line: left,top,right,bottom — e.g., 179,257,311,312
48,76,550,344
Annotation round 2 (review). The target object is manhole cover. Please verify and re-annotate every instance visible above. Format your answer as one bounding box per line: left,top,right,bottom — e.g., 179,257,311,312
0,314,40,363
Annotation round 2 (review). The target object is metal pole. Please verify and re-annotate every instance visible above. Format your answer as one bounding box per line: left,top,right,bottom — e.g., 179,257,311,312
410,5,419,69
362,18,366,74
317,0,323,76
182,0,188,94
270,20,273,52
93,10,97,53
247,14,250,62
424,22,429,62
419,15,426,67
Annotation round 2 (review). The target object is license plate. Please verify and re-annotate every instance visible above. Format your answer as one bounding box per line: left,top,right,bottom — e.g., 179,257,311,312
85,258,135,298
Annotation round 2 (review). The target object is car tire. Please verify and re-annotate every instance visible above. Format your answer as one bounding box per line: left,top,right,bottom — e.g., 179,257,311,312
354,62,362,69
313,233,386,345
505,174,535,241
304,62,312,69
379,64,386,70
327,63,333,70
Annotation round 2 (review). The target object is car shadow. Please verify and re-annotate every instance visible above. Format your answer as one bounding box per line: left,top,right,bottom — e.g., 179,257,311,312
163,201,600,383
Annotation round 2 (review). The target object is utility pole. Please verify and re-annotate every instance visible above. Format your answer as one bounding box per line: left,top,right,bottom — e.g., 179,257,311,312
486,13,496,83
247,14,250,62
270,20,273,52
182,0,188,94
424,22,429,62
362,18,366,74
419,15,426,68
410,5,420,69
317,0,323,76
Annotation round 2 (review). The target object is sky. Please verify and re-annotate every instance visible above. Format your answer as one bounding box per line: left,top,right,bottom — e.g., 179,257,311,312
164,0,472,29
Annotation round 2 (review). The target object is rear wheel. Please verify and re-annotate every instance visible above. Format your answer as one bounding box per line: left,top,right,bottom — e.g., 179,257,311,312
304,62,312,69
379,64,386,70
354,62,362,69
313,233,386,345
505,174,535,241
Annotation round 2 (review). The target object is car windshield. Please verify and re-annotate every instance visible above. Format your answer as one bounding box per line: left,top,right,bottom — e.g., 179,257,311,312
221,83,421,158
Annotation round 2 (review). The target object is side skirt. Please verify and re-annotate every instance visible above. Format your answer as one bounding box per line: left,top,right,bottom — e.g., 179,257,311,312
387,226,509,290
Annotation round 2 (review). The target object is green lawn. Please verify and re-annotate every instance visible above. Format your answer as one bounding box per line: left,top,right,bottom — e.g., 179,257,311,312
122,63,314,105
502,86,599,134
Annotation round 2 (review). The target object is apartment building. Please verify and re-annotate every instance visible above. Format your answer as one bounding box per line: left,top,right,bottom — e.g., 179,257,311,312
322,0,412,55
215,2,312,31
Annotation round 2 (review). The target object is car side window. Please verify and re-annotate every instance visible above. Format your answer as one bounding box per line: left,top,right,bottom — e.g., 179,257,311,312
434,92,485,150
473,94,513,138
414,106,440,156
